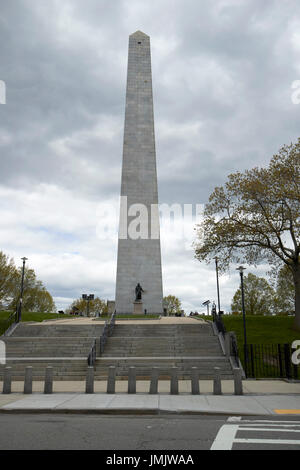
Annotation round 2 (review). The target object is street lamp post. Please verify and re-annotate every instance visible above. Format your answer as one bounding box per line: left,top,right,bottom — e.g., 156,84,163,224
82,294,94,317
214,256,221,314
17,257,28,323
236,265,248,377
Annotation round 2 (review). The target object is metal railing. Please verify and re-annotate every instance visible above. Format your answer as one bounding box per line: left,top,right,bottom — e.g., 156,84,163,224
87,339,97,366
230,333,240,367
243,343,299,379
99,321,109,355
212,308,241,371
108,310,116,337
99,311,116,356
212,308,226,336
86,311,117,365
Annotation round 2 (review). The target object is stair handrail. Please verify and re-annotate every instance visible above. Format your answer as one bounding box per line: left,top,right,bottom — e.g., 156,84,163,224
212,306,226,337
230,332,240,367
99,320,109,355
99,311,116,356
108,310,116,337
212,304,243,373
87,339,97,366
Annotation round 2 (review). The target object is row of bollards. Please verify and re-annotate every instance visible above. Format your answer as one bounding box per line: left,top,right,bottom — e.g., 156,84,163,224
1,365,243,395
85,365,243,395
2,366,53,394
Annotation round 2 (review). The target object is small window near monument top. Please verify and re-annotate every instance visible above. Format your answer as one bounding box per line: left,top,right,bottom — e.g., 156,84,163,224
138,41,141,44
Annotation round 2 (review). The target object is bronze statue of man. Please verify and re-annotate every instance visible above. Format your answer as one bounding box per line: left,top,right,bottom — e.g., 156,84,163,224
135,283,144,301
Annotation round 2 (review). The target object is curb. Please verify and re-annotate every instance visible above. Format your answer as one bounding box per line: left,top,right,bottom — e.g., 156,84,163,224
0,408,274,416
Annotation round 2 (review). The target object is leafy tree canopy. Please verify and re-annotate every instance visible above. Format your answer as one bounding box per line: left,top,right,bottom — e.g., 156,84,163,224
195,139,300,329
163,295,182,315
66,297,108,316
231,273,275,315
0,251,56,313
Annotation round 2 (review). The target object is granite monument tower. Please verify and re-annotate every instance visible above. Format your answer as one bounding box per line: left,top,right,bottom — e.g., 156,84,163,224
115,31,163,314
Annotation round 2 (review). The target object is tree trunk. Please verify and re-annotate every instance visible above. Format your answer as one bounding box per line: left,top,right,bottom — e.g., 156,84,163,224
293,265,300,330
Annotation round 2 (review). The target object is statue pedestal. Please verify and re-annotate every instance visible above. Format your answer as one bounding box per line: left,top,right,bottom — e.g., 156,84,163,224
133,301,143,315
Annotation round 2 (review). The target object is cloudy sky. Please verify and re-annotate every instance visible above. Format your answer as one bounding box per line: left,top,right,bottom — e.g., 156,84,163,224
1,0,300,313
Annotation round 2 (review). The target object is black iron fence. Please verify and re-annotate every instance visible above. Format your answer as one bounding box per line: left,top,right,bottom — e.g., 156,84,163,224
241,343,299,379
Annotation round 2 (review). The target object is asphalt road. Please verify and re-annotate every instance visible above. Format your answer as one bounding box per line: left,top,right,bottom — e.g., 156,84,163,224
0,414,299,451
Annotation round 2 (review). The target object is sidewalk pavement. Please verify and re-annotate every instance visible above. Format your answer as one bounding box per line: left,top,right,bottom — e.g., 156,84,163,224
1,380,299,416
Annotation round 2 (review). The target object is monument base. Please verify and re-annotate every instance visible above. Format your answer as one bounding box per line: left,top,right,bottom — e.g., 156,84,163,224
133,301,143,315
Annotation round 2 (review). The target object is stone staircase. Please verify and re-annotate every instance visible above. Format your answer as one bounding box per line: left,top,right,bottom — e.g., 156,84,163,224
94,323,233,380
0,321,234,381
0,323,104,381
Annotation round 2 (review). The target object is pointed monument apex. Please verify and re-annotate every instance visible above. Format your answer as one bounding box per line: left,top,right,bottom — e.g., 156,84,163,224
130,30,149,38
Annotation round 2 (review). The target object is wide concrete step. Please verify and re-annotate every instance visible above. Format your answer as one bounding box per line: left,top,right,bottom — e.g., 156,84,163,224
104,341,221,347
1,360,87,366
3,338,96,345
5,346,92,350
103,348,222,353
101,353,223,359
4,343,93,347
95,359,232,370
10,324,104,337
111,327,213,337
94,363,233,380
0,364,89,380
5,353,90,358
104,339,220,345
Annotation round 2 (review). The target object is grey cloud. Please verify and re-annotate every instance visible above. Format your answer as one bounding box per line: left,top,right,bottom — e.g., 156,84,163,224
0,0,299,310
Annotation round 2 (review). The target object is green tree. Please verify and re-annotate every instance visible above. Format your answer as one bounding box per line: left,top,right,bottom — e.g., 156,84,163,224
231,273,275,315
67,297,108,316
195,139,300,329
163,295,182,315
273,264,295,315
9,267,56,313
0,251,18,308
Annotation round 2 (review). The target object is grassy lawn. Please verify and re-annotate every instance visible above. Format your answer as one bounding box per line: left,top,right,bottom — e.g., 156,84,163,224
197,314,300,378
0,311,74,336
222,315,300,345
196,314,300,345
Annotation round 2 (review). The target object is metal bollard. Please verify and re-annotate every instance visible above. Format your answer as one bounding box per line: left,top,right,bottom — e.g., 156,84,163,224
24,366,33,394
233,368,243,395
2,366,12,394
85,366,94,394
107,366,116,394
149,367,159,394
170,367,178,395
213,367,222,395
191,367,200,395
44,366,53,394
128,367,136,394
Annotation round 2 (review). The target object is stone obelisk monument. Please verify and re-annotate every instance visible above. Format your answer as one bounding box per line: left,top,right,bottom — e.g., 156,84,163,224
115,31,163,314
